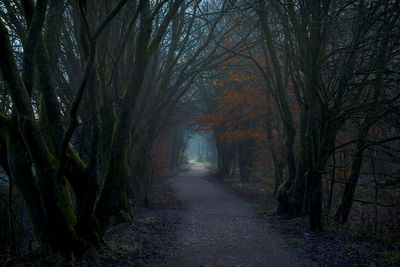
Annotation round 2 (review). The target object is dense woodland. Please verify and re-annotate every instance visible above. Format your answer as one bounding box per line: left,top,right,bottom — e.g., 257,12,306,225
0,0,399,263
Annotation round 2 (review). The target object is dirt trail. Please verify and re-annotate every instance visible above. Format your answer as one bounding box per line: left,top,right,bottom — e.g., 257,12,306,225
169,162,309,267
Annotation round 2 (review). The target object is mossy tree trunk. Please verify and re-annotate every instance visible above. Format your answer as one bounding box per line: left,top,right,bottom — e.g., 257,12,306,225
95,0,184,232
258,0,297,214
259,0,332,230
0,0,186,255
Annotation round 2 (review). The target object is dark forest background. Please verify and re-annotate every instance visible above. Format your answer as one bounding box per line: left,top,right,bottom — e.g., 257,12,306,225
0,0,399,263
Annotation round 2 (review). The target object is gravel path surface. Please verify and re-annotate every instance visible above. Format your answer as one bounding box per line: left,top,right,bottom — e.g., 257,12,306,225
169,162,309,267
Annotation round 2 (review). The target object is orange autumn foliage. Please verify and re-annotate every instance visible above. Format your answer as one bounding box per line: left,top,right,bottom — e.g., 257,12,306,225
195,55,285,172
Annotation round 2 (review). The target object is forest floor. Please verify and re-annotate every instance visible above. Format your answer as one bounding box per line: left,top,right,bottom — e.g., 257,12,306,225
208,172,399,267
168,162,309,266
9,172,182,266
8,162,398,266
70,175,183,267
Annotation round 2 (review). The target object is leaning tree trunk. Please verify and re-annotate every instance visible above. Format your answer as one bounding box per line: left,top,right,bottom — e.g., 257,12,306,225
95,1,156,231
258,1,297,214
334,121,372,224
334,27,386,224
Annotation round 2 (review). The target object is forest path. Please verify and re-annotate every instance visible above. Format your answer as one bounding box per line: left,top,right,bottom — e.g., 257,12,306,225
169,162,308,267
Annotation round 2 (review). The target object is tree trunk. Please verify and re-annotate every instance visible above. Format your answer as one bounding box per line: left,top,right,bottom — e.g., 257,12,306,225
238,140,253,183
334,127,369,224
309,171,323,230
216,139,234,178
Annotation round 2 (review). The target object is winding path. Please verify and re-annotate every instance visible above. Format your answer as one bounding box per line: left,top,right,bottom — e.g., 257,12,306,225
169,162,308,267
